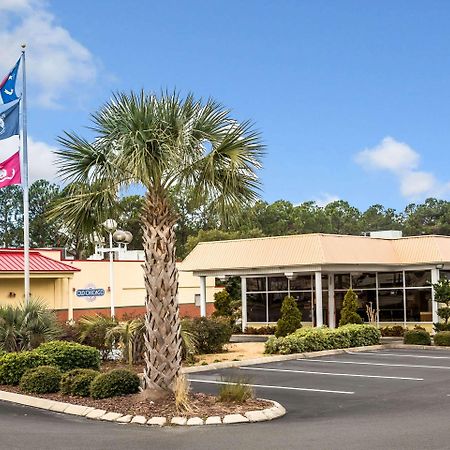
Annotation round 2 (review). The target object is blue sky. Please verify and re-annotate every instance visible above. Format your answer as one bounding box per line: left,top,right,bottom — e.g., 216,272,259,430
1,0,450,211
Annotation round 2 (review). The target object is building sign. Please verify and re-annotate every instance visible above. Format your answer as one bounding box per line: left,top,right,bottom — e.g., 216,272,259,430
75,284,105,303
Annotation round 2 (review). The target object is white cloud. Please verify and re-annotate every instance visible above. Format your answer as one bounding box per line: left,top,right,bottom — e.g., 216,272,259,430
355,136,450,200
314,193,340,207
0,0,97,108
1,135,57,182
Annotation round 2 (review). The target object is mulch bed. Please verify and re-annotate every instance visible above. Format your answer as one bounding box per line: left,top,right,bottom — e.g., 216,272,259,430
0,385,271,420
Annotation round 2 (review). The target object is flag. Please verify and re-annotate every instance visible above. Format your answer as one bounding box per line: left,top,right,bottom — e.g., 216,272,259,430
0,99,19,140
0,151,21,188
0,59,20,104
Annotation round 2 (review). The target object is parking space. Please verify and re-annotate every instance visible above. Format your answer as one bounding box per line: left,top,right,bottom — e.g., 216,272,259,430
188,348,450,421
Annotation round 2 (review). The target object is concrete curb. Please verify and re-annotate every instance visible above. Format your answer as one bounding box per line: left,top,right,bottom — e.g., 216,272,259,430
0,390,285,427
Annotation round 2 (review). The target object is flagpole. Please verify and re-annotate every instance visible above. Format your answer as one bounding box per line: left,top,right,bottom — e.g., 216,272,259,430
20,44,30,305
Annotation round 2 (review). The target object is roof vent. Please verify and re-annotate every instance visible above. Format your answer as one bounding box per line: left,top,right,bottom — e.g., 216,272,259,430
369,230,402,239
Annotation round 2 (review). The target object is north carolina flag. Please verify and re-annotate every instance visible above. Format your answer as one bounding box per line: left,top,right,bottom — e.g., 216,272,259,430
0,151,21,188
0,59,20,104
0,99,19,140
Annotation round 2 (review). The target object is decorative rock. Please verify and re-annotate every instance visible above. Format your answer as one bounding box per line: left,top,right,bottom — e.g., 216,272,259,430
205,416,222,425
86,409,107,420
222,414,249,424
171,416,188,426
244,410,267,422
116,415,133,423
100,412,123,421
131,415,147,425
186,417,204,426
147,417,167,426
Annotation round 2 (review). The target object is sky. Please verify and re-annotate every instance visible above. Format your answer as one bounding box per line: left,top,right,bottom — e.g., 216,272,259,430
1,0,450,211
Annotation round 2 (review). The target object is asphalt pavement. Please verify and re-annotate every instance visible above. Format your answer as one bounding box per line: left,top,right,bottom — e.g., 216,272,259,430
1,348,450,450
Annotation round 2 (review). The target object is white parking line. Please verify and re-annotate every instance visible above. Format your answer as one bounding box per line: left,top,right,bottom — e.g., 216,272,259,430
297,359,450,370
239,366,424,381
189,379,355,395
346,351,450,360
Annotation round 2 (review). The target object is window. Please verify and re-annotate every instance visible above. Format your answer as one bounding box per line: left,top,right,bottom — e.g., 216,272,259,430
194,294,201,307
378,272,403,288
291,292,312,322
246,277,266,292
268,276,288,291
268,292,286,322
352,273,376,289
405,271,431,287
290,275,312,290
440,270,450,280
406,289,432,322
247,293,266,322
334,274,350,290
378,289,404,321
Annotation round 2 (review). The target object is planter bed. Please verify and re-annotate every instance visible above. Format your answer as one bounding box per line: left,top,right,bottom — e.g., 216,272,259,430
0,384,271,422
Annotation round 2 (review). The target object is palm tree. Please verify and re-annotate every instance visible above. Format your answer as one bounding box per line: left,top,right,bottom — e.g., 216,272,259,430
50,91,263,394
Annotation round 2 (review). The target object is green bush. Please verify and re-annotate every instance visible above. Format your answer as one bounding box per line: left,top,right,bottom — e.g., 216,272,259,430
380,325,406,337
60,368,99,397
433,331,450,347
434,322,450,332
265,325,381,355
181,317,232,354
275,296,302,337
244,325,277,335
403,329,431,345
34,341,100,372
339,288,363,326
19,365,61,394
90,369,140,399
0,351,51,385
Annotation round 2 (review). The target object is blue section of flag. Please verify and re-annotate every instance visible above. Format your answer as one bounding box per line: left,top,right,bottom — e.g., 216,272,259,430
0,100,20,140
0,59,20,104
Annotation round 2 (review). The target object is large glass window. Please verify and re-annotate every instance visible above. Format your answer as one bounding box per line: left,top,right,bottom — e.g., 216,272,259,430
353,290,377,320
246,277,266,292
268,276,288,292
268,292,286,322
440,270,450,280
334,274,350,290
289,275,312,290
352,273,376,289
406,289,432,322
378,272,403,288
291,292,312,322
405,271,431,287
378,289,404,321
247,293,266,322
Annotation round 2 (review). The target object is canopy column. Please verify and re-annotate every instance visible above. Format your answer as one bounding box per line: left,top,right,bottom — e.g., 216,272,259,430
199,275,207,317
315,271,323,327
328,273,336,328
431,268,439,324
241,276,247,332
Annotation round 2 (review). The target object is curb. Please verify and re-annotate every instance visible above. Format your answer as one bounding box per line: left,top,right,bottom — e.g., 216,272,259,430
0,390,285,427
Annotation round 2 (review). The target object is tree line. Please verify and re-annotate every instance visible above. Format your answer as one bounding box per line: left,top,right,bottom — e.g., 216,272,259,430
2,180,450,259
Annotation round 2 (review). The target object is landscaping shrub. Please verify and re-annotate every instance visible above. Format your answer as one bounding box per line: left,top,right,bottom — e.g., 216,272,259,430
217,377,254,403
60,368,99,396
35,341,100,372
380,325,406,337
90,369,140,399
0,351,51,385
265,325,381,355
403,329,431,345
19,365,61,394
275,296,302,337
433,331,450,347
244,325,277,335
339,288,363,326
181,317,232,354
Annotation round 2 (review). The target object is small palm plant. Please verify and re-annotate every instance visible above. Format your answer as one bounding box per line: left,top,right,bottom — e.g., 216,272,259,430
50,91,263,395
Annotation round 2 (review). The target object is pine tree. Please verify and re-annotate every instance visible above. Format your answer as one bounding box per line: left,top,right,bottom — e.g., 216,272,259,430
339,288,363,326
275,296,302,337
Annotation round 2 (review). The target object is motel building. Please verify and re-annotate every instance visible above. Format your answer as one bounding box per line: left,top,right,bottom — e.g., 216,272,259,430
182,231,450,331
0,230,449,330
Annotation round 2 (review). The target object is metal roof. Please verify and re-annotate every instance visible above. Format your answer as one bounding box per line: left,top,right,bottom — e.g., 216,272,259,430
181,233,450,273
0,250,79,272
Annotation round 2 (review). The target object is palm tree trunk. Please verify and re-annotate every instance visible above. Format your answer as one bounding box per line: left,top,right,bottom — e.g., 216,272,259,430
141,191,182,393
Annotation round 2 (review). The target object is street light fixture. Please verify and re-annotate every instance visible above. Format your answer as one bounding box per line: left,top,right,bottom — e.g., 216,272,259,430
101,219,133,318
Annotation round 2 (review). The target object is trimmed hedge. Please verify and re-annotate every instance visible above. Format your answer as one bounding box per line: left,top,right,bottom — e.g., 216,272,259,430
90,369,140,399
20,365,61,394
34,341,100,372
0,351,51,385
60,368,100,397
433,331,450,347
403,330,431,345
265,325,381,355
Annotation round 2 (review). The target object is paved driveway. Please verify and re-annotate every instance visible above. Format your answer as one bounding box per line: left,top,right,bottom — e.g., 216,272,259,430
1,348,450,450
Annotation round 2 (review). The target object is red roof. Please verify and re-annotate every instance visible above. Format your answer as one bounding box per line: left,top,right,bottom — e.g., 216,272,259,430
0,251,79,272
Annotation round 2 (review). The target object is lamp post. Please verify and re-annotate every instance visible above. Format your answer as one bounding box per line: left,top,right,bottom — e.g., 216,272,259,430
101,219,133,318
